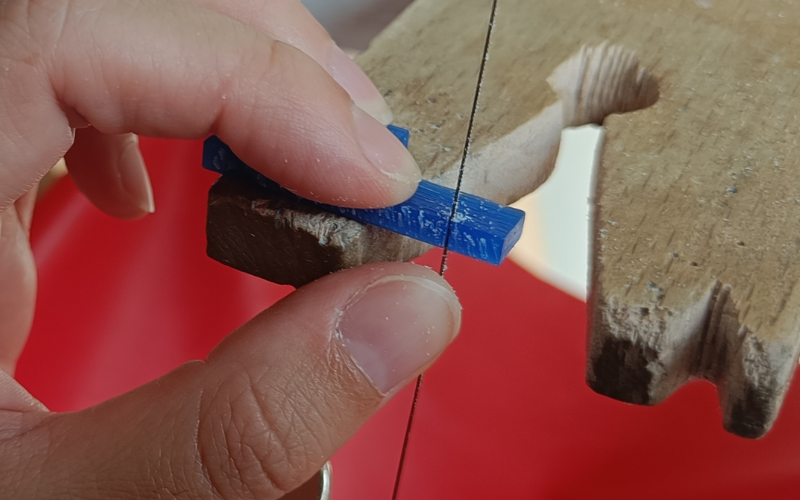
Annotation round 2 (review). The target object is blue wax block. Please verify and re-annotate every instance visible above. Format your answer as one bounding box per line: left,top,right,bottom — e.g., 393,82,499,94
202,129,524,265
387,124,410,147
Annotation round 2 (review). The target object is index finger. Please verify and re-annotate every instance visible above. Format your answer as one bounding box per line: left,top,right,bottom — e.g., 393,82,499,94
186,0,394,125
0,0,420,210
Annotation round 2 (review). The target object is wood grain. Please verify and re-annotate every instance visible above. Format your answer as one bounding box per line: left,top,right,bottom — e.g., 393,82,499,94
576,0,800,438
425,0,800,438
356,0,495,182
207,176,428,287
467,0,800,437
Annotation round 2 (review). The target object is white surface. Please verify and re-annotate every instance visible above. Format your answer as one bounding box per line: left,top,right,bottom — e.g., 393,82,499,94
509,126,601,300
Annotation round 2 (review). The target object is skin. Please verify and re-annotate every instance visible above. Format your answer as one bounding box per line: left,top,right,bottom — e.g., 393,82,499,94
0,0,462,498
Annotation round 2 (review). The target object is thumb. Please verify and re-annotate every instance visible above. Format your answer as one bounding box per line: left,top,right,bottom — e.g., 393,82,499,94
1,263,460,499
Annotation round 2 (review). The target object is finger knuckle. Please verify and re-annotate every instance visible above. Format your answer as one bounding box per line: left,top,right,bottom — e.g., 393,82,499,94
196,366,323,500
0,0,68,63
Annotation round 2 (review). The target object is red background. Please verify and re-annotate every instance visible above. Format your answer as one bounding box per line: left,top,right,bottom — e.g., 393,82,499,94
21,138,800,499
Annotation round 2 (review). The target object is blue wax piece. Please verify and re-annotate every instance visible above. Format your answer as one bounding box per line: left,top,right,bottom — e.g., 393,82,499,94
202,129,524,265
386,124,410,147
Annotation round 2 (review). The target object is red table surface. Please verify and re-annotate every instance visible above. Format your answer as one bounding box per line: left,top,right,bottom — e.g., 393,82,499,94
20,138,800,499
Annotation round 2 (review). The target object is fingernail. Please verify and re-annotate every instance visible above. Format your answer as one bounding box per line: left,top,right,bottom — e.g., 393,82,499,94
337,275,462,393
353,106,421,189
119,135,155,214
327,47,393,125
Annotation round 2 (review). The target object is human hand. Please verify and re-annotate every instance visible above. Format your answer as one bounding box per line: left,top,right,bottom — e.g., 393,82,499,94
0,0,461,498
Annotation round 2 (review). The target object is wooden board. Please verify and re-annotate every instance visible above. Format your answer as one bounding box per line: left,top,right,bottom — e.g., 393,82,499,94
207,176,429,287
207,0,800,437
468,0,800,438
